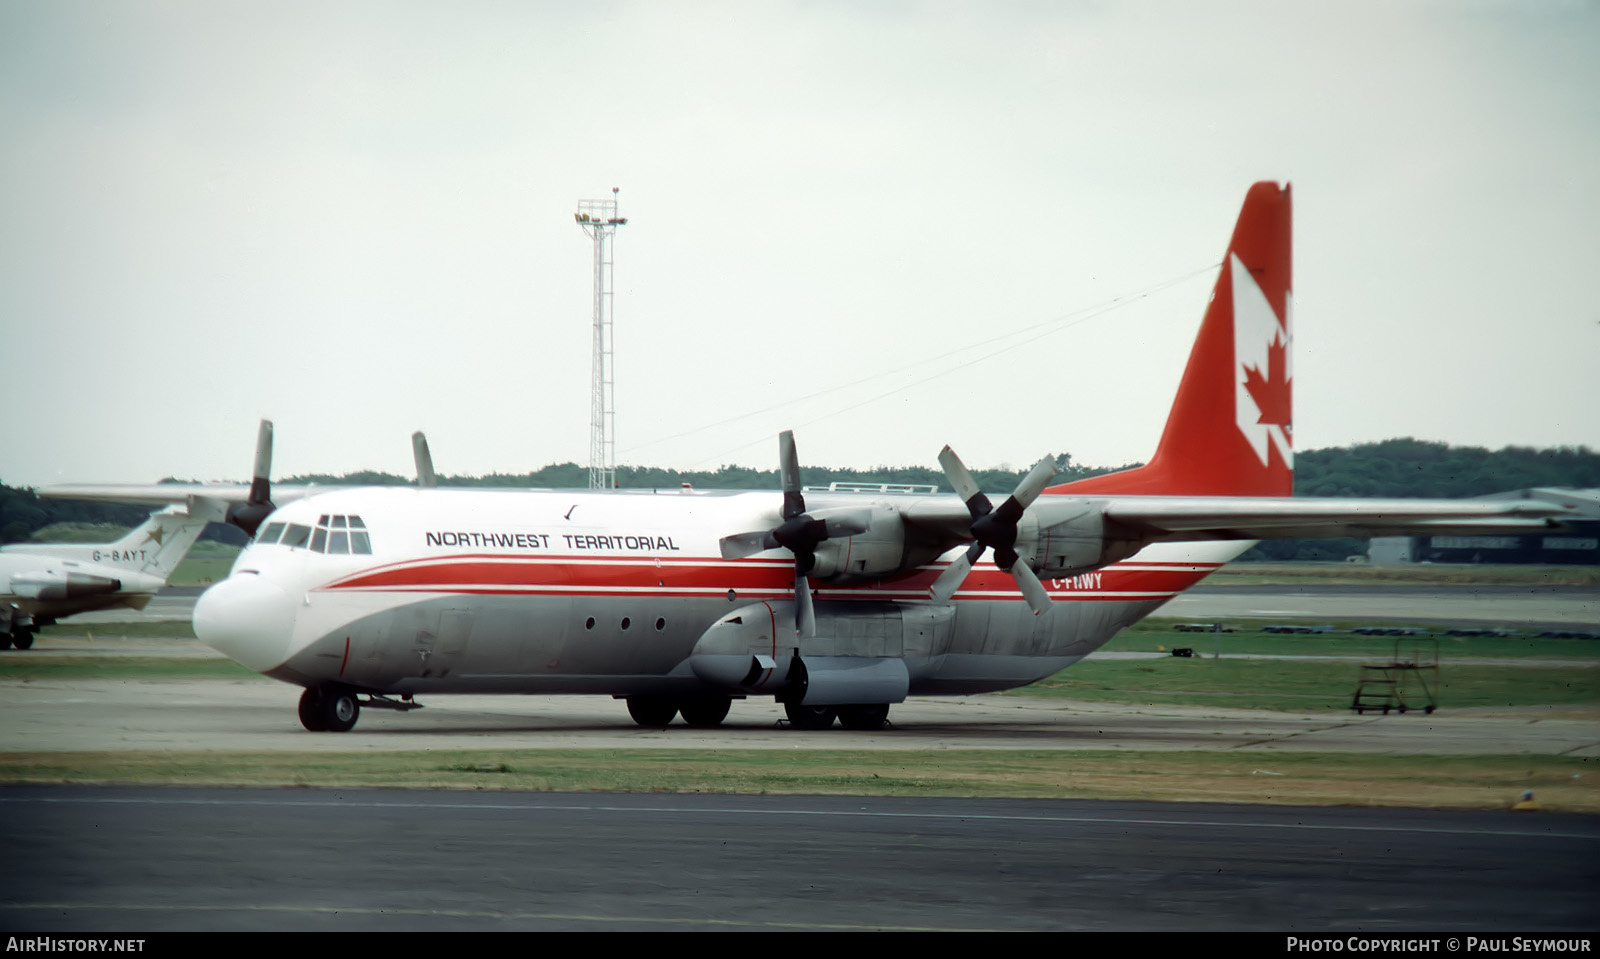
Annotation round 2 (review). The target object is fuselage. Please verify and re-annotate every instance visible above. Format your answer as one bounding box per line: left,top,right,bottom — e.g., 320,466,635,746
0,550,166,619
194,485,1249,698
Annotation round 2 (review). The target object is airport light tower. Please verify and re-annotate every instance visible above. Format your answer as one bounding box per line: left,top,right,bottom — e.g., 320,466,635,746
574,188,627,490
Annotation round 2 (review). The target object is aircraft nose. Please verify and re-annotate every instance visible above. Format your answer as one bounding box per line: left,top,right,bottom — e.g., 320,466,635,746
194,575,296,673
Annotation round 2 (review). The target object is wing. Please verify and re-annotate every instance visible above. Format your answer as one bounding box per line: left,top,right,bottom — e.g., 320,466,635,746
810,490,1574,579
1091,495,1575,542
38,483,318,507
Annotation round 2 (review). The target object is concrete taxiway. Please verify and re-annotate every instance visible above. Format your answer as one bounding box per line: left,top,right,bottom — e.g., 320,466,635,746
4,655,1596,756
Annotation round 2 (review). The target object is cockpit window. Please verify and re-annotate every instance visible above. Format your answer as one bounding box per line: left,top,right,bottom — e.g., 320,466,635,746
257,522,286,544
289,514,373,555
281,524,312,549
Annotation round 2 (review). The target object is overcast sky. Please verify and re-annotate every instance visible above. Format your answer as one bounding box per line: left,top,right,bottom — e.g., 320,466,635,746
2,0,1596,489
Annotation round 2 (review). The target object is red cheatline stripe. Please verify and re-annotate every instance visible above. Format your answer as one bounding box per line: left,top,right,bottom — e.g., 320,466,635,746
314,555,1217,600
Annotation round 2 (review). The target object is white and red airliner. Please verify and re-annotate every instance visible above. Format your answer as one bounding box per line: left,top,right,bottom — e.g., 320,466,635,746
45,183,1573,731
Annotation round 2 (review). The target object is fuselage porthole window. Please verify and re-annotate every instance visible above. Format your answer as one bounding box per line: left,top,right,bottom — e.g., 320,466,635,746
585,617,596,630
655,617,665,631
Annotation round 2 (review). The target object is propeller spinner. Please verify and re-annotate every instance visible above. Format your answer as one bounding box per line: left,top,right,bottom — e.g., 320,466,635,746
718,431,870,637
928,447,1058,615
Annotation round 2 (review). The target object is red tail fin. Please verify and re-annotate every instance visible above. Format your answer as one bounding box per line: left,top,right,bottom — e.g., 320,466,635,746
1050,182,1293,497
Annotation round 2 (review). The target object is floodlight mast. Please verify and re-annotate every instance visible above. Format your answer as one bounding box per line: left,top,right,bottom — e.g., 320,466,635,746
574,188,627,490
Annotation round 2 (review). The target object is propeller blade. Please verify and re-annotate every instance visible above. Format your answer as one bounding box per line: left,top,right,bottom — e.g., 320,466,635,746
1011,455,1058,509
226,419,276,537
248,419,274,506
928,550,975,602
937,445,984,507
413,432,437,488
1008,561,1053,616
779,430,804,519
719,530,777,560
794,567,815,638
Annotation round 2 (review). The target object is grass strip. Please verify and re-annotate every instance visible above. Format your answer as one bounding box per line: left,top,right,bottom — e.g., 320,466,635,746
1011,657,1599,713
1125,623,1600,660
1206,563,1600,587
40,621,198,640
2,749,1594,812
0,658,264,681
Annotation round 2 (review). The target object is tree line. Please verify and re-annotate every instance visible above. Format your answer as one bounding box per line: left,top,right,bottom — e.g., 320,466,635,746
4,438,1596,560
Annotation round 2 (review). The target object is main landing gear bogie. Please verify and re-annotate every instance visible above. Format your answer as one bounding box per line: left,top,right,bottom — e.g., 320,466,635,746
1,628,36,651
624,695,737,728
783,702,892,731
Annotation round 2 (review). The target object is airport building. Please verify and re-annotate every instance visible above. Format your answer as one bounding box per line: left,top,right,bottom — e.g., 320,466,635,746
1369,488,1600,565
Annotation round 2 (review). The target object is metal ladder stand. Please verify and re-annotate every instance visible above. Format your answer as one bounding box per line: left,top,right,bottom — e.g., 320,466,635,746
1351,636,1439,715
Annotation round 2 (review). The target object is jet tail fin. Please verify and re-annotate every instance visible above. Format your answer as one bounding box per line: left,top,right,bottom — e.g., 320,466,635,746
1050,181,1294,497
18,506,214,583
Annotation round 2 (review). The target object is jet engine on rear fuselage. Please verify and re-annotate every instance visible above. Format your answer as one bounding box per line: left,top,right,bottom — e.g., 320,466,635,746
9,571,122,601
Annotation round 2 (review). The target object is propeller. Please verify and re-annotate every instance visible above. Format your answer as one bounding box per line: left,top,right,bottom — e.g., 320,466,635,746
718,431,870,637
412,431,438,488
928,447,1058,615
224,419,275,538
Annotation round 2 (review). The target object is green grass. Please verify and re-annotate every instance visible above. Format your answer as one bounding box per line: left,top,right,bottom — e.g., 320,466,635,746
169,555,236,587
0,657,262,681
40,620,197,640
2,749,1594,811
1120,621,1600,660
1010,656,1598,713
1210,562,1599,587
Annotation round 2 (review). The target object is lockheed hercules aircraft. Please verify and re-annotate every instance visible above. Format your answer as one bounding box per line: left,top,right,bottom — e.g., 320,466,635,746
1,501,220,649
45,183,1573,731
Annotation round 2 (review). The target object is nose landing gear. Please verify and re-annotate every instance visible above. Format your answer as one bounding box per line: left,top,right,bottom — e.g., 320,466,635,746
296,685,425,732
298,684,360,732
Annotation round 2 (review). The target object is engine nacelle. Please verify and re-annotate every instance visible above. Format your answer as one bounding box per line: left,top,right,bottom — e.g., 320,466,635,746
807,506,916,582
1021,500,1144,578
9,571,122,601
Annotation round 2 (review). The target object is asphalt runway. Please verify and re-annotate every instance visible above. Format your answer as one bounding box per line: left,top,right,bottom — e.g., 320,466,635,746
4,785,1597,932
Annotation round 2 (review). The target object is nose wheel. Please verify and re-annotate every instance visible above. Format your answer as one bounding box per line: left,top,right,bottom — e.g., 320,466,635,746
298,684,361,732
